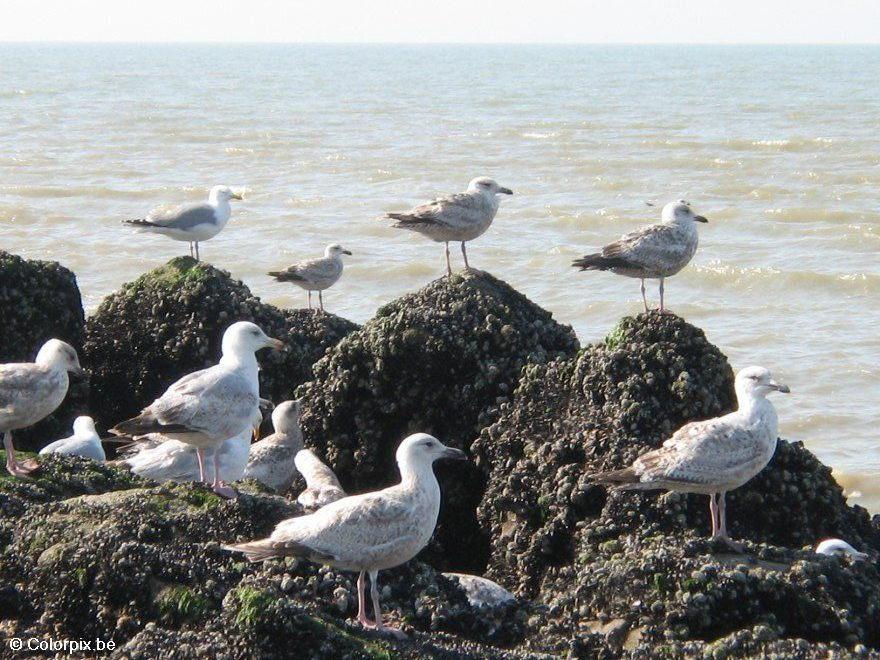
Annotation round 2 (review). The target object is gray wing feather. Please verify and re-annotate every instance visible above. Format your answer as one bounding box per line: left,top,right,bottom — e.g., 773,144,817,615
148,202,218,230
603,224,694,271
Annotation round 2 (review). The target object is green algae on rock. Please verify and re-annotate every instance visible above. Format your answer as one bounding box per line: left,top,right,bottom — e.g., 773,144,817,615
296,269,579,572
82,257,358,431
0,251,88,450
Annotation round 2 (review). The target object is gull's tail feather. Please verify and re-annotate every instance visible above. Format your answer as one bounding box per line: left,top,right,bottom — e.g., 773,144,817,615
268,269,306,283
122,218,159,228
110,412,188,438
572,253,627,271
222,540,279,562
589,466,640,486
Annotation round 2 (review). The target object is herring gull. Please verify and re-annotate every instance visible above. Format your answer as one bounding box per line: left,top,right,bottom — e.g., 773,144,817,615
591,366,789,551
294,448,346,510
815,538,868,561
0,339,84,476
268,244,351,311
122,185,243,261
572,200,707,312
113,428,251,484
242,400,303,491
384,177,513,276
39,416,105,462
110,321,282,498
223,433,466,638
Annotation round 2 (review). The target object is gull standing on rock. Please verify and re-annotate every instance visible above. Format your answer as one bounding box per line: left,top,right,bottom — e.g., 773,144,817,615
572,200,707,312
0,339,84,476
243,400,304,491
384,177,513,276
122,185,243,261
39,416,105,462
223,433,466,638
590,367,789,551
815,539,869,561
268,244,351,312
294,448,347,510
110,321,283,498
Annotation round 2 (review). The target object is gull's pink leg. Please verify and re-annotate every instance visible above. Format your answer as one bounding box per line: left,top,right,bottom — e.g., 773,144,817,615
319,291,324,312
196,448,207,482
4,431,38,477
212,449,236,499
640,279,649,312
659,278,665,312
369,570,406,640
356,571,374,627
461,242,470,270
717,491,744,551
445,242,452,277
709,492,719,537
308,291,313,310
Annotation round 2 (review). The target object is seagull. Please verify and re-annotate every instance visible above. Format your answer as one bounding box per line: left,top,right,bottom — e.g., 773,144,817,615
122,185,243,261
815,538,869,561
112,429,252,484
268,244,351,312
110,321,283,498
572,200,707,312
242,400,304,491
294,448,346,510
39,415,105,462
590,366,789,551
384,177,513,276
0,339,84,476
223,433,466,638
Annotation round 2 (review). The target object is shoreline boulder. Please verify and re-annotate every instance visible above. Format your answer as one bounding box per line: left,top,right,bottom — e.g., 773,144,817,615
0,252,88,450
297,270,579,573
82,257,358,432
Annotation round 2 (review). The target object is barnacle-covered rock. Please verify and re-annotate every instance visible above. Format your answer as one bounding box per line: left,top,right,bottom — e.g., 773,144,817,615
296,270,579,572
475,311,880,655
83,257,358,431
0,252,88,449
0,455,529,659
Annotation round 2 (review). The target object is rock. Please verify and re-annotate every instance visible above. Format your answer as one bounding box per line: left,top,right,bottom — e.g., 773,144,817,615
0,252,88,450
82,257,358,432
442,573,516,608
296,270,579,572
0,455,529,659
473,311,880,655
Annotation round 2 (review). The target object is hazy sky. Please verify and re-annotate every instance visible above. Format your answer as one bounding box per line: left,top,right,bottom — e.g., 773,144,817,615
0,0,877,44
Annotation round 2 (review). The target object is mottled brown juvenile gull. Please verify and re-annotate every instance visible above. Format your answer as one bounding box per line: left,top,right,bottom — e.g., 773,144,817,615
384,177,513,276
294,448,346,510
224,433,466,638
815,539,868,561
0,339,84,476
591,366,789,551
572,200,707,312
268,244,351,311
110,321,283,498
122,185,243,261
242,400,303,491
39,416,105,462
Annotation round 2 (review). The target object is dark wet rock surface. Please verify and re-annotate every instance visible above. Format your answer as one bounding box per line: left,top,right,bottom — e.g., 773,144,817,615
0,252,88,450
82,257,358,432
2,258,879,658
296,269,579,573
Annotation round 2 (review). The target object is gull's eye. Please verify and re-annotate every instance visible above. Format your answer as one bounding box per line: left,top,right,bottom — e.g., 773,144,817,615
425,441,435,448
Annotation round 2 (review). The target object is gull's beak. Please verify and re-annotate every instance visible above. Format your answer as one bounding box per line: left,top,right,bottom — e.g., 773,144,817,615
342,249,352,256
769,380,790,393
258,398,275,413
498,187,513,195
252,426,261,442
231,192,243,200
441,447,467,461
70,365,87,379
694,215,708,223
266,337,285,352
